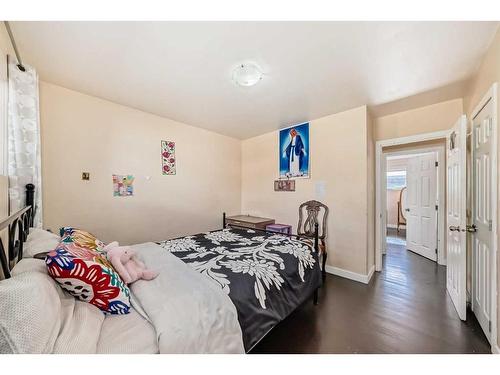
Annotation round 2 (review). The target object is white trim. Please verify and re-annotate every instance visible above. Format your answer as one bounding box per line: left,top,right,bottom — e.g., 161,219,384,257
376,130,449,148
325,265,375,284
471,82,498,350
376,142,446,270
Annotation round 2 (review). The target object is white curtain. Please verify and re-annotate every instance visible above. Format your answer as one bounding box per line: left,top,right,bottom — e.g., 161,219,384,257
7,56,42,227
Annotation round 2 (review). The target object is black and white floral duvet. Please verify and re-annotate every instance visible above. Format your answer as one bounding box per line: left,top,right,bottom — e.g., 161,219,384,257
159,227,322,351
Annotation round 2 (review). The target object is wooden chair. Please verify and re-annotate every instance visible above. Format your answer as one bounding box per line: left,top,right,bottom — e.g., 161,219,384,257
397,187,407,233
297,200,329,281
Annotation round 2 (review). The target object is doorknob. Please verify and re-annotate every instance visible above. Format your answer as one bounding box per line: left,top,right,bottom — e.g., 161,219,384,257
449,225,460,232
466,224,477,233
405,208,410,212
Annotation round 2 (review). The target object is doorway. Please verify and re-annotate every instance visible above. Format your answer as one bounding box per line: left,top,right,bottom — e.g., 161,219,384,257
377,142,446,268
384,148,443,264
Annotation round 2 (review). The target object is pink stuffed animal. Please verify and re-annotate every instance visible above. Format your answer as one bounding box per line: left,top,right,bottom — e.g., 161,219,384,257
104,241,158,284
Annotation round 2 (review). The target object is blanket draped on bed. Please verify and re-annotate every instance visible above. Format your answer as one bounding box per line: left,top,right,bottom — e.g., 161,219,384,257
130,242,245,354
159,228,322,351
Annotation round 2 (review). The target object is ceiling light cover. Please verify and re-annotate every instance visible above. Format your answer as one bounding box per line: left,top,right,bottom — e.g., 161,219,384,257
232,63,263,87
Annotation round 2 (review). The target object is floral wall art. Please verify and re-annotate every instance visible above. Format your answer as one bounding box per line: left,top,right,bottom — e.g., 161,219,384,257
161,140,176,175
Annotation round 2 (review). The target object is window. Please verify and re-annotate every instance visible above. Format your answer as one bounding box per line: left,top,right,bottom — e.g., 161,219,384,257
387,170,406,190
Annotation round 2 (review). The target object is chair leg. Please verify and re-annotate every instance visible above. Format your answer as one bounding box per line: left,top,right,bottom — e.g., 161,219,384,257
313,288,318,305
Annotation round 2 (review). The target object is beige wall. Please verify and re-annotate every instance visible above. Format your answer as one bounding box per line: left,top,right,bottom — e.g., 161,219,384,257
0,23,13,58
241,106,372,275
0,24,10,177
0,25,10,278
366,111,375,272
374,98,463,141
386,157,408,228
40,82,241,244
386,189,401,227
463,26,500,351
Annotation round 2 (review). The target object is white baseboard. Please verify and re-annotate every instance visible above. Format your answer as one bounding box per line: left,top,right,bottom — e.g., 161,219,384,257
492,344,500,354
386,224,406,230
366,265,375,283
325,264,375,284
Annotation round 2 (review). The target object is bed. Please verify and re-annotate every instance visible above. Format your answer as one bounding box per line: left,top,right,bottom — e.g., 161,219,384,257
157,218,322,352
0,184,322,354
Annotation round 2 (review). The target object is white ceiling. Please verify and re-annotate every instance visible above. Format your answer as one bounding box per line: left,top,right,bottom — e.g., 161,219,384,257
10,21,499,139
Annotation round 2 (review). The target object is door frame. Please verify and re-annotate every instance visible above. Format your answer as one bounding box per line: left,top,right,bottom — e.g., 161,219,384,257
384,147,445,263
470,82,498,352
375,130,449,271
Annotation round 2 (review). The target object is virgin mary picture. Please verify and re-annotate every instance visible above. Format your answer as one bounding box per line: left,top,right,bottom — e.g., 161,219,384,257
279,122,310,178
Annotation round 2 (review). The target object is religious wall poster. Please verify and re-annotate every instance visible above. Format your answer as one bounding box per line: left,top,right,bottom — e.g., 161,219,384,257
279,122,310,178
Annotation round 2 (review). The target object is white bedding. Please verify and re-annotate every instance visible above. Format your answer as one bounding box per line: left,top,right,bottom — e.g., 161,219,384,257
97,309,158,354
1,242,244,354
130,242,245,354
1,258,158,354
1,259,104,353
23,228,60,258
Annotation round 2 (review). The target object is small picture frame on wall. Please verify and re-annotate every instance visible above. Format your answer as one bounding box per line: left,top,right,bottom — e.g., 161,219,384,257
274,179,295,192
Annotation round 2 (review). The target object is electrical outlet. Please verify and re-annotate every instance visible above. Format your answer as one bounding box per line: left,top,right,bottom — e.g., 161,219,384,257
82,172,90,181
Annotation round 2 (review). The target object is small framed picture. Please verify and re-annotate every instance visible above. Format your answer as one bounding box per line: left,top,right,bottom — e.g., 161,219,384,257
274,179,296,192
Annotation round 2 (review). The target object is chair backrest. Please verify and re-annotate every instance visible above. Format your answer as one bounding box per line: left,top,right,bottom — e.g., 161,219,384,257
398,187,407,224
297,200,329,241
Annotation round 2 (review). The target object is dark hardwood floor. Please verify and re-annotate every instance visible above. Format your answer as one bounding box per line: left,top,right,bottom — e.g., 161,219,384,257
251,229,491,354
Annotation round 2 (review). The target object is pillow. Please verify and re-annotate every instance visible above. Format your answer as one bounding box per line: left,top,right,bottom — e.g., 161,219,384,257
45,228,130,315
59,227,106,253
1,259,105,354
23,229,60,258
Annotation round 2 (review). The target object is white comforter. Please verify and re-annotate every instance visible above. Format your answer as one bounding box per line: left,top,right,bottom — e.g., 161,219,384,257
130,242,244,354
0,243,244,354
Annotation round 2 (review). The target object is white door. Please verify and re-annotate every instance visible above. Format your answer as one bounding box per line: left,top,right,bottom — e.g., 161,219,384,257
406,153,438,261
446,115,467,321
472,98,494,342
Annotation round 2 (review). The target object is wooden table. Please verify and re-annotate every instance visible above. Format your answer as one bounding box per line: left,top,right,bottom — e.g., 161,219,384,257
226,215,275,230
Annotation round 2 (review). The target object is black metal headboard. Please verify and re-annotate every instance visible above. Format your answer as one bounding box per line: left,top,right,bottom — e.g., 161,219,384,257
0,184,35,279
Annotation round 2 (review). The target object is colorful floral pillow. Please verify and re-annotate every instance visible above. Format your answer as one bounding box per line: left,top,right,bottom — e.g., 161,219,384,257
59,227,106,253
45,228,130,315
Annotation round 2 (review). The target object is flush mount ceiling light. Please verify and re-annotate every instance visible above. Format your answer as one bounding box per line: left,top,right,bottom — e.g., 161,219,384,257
232,63,263,87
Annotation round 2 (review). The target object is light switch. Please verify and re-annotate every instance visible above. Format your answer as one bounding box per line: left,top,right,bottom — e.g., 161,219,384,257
315,181,326,200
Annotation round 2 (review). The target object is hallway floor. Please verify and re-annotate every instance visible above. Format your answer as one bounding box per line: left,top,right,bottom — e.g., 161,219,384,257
251,229,491,353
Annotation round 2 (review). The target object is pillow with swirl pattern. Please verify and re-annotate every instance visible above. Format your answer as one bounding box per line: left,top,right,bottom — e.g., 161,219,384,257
45,227,130,315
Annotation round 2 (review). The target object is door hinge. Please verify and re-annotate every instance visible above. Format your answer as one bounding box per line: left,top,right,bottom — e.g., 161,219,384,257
489,220,493,231
489,320,492,332
435,248,438,254
435,161,439,167
435,204,438,211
